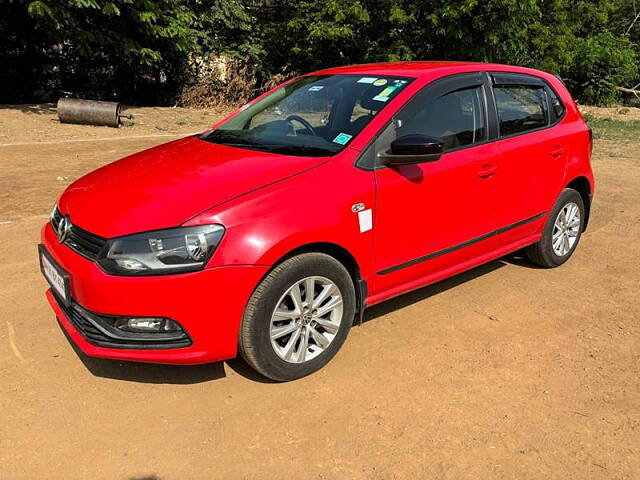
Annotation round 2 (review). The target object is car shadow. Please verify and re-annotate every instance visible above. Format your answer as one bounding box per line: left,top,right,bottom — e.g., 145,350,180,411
59,252,535,384
499,249,546,269
59,325,227,384
58,322,278,384
361,258,507,323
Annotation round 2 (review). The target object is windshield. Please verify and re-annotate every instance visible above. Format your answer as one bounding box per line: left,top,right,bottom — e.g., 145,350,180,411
198,74,413,157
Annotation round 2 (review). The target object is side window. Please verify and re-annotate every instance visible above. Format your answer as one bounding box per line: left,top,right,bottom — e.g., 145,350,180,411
494,85,549,136
395,87,486,152
356,77,488,170
546,87,566,122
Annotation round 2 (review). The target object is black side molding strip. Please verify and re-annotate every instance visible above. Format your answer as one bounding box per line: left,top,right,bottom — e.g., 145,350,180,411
377,212,547,275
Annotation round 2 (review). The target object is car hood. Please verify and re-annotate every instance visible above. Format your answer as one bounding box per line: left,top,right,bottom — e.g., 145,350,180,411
58,136,328,238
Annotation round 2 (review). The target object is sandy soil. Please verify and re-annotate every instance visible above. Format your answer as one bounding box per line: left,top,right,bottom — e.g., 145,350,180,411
0,104,226,146
0,105,638,479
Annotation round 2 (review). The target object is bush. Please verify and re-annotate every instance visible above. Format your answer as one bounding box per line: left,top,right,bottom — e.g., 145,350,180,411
565,32,638,106
178,56,294,108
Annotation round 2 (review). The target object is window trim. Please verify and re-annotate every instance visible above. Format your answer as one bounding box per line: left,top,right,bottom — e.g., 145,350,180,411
491,72,546,87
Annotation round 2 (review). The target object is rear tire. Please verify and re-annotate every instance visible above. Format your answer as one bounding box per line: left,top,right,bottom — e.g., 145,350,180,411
526,188,585,268
239,253,355,382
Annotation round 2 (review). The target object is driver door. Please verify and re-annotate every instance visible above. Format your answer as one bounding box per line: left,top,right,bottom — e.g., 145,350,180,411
369,73,501,296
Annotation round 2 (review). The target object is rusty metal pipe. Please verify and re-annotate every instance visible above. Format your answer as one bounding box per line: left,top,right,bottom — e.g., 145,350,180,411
57,98,123,128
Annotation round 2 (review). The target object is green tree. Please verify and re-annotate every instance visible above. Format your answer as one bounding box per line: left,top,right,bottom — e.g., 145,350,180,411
22,0,201,102
1,0,639,105
567,32,638,105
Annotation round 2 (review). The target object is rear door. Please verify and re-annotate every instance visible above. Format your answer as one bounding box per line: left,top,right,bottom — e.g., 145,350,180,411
488,73,568,232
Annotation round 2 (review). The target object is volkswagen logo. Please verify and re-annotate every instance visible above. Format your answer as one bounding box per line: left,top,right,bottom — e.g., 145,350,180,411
56,216,71,243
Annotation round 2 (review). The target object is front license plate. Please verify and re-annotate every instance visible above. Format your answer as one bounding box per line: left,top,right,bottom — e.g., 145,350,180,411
39,245,70,304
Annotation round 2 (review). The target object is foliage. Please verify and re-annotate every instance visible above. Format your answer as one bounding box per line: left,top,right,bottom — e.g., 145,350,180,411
0,0,638,105
1,0,203,103
567,32,638,105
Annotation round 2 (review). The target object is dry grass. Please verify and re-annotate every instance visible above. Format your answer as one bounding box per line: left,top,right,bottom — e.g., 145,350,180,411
178,58,295,109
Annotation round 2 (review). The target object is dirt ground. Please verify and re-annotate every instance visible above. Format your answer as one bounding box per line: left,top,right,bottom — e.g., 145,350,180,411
0,105,638,479
579,104,640,122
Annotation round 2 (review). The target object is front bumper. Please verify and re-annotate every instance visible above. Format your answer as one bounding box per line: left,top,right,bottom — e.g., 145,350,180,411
41,223,269,365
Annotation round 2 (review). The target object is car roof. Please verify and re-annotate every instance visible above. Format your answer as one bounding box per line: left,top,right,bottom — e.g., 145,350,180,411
309,61,545,79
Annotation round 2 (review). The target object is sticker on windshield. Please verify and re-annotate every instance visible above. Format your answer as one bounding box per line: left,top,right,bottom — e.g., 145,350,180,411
308,85,324,91
373,78,387,86
333,133,353,145
379,86,398,97
372,84,400,102
357,77,377,84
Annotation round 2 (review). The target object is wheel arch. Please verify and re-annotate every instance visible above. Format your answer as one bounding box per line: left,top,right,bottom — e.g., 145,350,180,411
566,176,592,231
260,242,367,323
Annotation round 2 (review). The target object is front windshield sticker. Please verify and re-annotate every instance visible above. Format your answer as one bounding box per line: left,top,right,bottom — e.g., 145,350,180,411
308,85,324,91
357,77,378,84
372,84,400,102
373,78,387,86
379,86,398,97
333,133,353,145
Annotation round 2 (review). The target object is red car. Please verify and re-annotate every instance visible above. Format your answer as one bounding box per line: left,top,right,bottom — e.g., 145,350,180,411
40,62,594,381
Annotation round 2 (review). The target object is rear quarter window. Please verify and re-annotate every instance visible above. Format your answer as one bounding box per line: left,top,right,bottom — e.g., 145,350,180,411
494,85,549,136
546,86,566,122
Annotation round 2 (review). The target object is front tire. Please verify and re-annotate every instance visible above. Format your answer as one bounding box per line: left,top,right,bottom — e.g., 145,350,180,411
239,253,356,381
526,188,585,268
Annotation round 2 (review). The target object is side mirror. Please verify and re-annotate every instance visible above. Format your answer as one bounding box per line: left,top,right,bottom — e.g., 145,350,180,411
379,134,445,166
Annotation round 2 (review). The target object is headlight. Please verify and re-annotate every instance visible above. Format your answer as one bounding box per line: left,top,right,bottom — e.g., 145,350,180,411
97,225,225,275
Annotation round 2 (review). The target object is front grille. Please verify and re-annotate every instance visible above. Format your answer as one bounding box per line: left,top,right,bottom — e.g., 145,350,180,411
51,208,107,260
54,293,192,350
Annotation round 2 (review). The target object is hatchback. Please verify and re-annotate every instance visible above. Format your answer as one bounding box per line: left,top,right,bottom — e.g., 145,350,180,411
40,62,594,381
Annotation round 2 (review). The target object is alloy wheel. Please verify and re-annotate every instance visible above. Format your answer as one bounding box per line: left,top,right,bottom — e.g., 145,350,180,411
552,202,581,256
269,276,343,363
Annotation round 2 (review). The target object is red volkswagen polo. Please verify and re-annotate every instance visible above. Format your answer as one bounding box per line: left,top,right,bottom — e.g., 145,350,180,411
40,62,594,381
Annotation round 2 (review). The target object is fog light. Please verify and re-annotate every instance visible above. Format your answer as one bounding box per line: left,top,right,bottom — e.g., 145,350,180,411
114,317,182,333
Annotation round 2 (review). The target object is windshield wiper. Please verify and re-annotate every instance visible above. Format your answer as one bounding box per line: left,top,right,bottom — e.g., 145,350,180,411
200,133,281,152
200,131,337,156
266,144,335,156
200,131,254,144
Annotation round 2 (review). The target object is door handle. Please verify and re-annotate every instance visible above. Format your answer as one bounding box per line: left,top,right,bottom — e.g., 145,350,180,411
551,145,565,158
477,164,498,178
